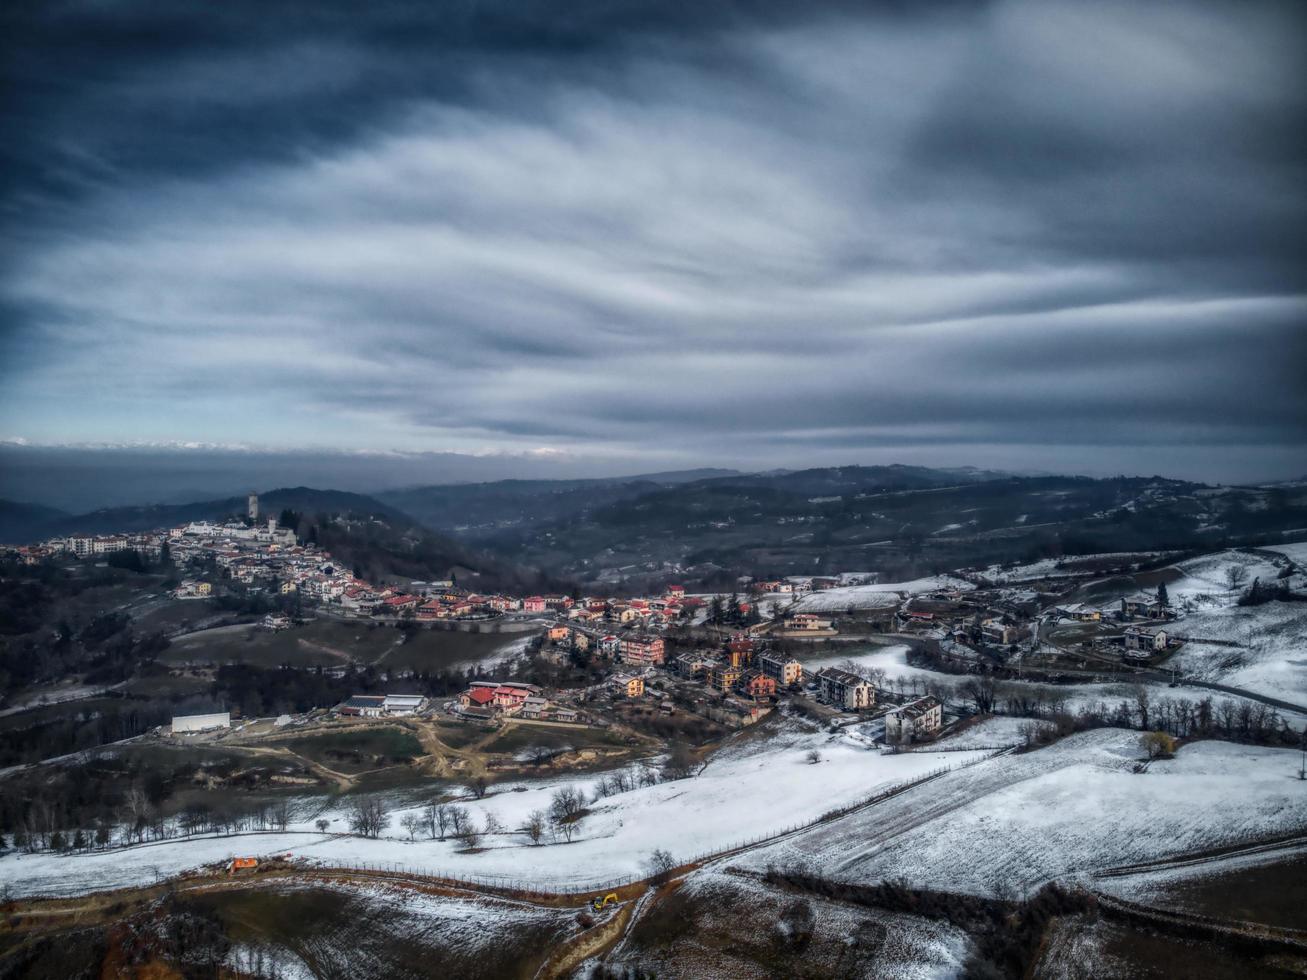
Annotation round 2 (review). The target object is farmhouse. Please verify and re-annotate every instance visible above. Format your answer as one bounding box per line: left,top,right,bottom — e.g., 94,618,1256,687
814,667,875,711
883,695,943,744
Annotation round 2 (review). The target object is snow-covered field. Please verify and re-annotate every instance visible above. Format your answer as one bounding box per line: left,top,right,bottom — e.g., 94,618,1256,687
1,723,990,898
733,730,1307,896
800,644,943,686
1164,549,1297,612
1170,602,1307,705
976,552,1171,584
794,575,974,613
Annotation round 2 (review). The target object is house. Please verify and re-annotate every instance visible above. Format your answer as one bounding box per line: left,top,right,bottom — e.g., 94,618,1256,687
783,613,833,632
620,633,665,667
1124,626,1169,654
523,596,547,613
381,594,421,614
708,662,743,693
980,620,1018,645
883,696,943,744
612,675,645,698
814,667,875,711
547,625,571,643
520,695,550,719
553,707,579,724
757,651,803,686
675,652,714,679
1053,603,1101,623
493,686,531,713
741,671,777,700
666,584,685,597
599,634,621,656
1121,596,1171,621
725,638,755,668
459,686,497,710
383,694,425,716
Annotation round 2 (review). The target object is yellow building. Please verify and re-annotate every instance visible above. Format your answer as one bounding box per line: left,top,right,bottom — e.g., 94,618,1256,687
612,674,645,698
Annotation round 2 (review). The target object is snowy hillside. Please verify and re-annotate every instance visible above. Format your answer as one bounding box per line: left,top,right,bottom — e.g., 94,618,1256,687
1,722,991,898
1171,602,1307,705
794,575,974,613
733,730,1307,896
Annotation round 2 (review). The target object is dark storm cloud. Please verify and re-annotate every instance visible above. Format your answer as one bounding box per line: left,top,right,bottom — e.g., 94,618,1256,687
0,0,1304,483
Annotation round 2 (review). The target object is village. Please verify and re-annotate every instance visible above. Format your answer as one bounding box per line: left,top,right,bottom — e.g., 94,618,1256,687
20,494,1280,760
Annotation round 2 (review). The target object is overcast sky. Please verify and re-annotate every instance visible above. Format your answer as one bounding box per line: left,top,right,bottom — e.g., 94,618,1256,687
2,1,1304,484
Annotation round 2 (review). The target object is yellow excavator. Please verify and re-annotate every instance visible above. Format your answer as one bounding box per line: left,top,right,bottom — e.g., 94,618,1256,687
589,893,618,912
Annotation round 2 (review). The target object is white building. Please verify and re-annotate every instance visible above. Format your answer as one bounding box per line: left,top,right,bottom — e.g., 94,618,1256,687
171,711,231,734
383,694,425,716
883,696,943,745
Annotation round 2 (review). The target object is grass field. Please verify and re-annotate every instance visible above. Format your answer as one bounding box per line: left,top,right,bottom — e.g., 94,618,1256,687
129,598,220,634
162,620,400,667
1147,855,1307,931
479,723,629,757
280,727,424,774
382,627,533,673
430,721,493,749
118,670,213,698
160,618,533,671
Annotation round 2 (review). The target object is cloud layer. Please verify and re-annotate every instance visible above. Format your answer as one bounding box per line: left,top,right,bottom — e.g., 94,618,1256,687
2,0,1305,482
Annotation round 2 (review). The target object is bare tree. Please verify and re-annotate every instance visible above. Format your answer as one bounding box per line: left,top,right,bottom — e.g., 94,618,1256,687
466,775,490,799
270,799,291,832
523,809,547,845
400,813,423,839
806,749,821,764
1226,565,1249,591
347,798,390,838
662,742,696,781
483,811,505,837
644,848,676,885
315,819,330,833
446,805,471,844
550,786,586,842
962,676,997,714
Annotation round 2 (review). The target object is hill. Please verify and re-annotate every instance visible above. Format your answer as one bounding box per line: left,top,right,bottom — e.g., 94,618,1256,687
3,487,551,592
440,470,1307,588
0,499,69,545
377,468,739,534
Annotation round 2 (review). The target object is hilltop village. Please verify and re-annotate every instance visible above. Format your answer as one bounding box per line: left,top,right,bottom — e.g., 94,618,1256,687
12,492,1298,757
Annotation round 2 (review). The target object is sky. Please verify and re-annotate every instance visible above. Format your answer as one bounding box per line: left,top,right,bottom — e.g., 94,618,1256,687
1,0,1305,486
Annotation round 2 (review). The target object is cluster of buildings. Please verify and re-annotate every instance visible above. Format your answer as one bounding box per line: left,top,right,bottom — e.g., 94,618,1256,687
672,635,804,703
455,681,581,724
16,531,166,562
